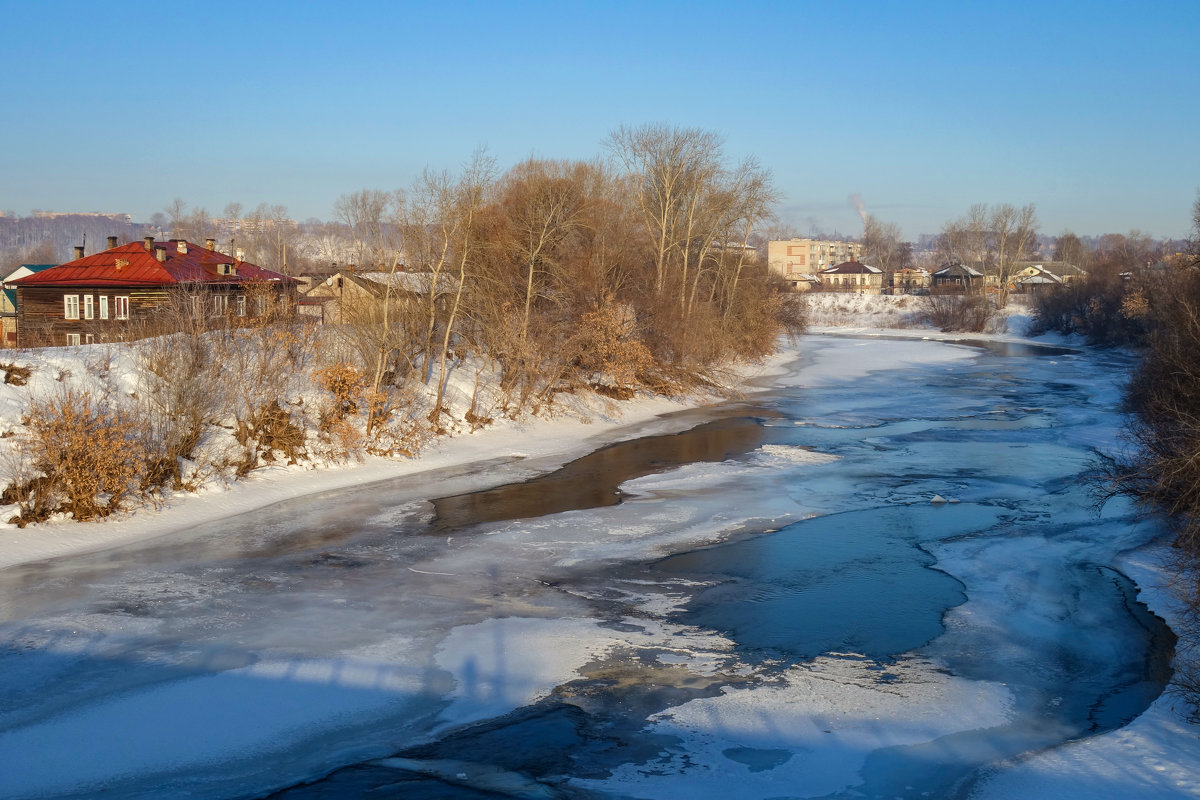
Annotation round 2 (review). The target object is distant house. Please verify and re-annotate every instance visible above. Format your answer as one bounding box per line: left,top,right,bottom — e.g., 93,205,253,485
1014,261,1086,287
1014,269,1064,294
892,267,931,295
819,259,884,294
8,237,298,348
932,262,984,291
0,264,55,347
300,268,457,324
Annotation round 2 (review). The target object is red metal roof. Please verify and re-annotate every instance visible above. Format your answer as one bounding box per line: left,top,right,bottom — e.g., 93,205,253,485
8,241,297,288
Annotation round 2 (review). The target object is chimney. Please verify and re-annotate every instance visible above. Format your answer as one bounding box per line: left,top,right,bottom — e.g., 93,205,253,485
177,241,188,254
144,236,154,251
155,246,167,262
235,248,245,261
107,236,118,249
73,245,85,260
205,238,216,251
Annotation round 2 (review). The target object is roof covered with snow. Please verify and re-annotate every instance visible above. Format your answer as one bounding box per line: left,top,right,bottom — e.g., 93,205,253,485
821,260,882,275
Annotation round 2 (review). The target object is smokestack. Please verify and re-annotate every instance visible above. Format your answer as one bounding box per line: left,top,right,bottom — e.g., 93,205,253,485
73,245,85,260
155,246,167,262
107,236,118,249
205,238,216,251
144,236,154,251
177,241,188,254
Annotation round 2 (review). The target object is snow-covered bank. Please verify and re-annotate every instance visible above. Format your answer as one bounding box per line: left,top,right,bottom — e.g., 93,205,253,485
0,347,801,573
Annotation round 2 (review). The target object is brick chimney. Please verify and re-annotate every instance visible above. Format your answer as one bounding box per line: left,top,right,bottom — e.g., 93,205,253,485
144,236,154,251
73,245,85,260
154,246,167,262
107,236,118,249
205,238,216,251
177,241,188,254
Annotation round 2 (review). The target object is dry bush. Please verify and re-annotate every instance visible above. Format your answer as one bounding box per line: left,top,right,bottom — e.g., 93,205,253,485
0,363,31,386
7,389,148,524
921,289,997,332
213,315,317,473
135,331,228,489
569,299,655,398
1027,271,1153,345
363,377,429,457
313,362,368,461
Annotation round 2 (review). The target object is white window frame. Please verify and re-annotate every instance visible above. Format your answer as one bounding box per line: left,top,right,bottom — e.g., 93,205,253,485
83,295,94,320
114,296,129,320
66,333,81,346
84,333,94,344
211,295,228,317
237,294,246,317
99,296,109,320
64,294,80,320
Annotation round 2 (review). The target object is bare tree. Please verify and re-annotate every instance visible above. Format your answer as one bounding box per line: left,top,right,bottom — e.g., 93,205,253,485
333,189,400,269
939,203,1038,306
606,124,724,296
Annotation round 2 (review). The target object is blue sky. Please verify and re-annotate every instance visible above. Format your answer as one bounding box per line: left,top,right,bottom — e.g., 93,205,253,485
2,0,1197,239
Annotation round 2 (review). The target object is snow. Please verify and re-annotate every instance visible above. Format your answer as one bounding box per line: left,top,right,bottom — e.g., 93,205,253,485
0,298,1197,799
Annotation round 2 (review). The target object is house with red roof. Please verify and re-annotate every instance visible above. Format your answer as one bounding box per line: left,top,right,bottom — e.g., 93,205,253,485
7,237,298,348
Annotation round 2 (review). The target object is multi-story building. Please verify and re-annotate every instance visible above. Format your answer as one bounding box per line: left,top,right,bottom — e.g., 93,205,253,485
768,238,863,288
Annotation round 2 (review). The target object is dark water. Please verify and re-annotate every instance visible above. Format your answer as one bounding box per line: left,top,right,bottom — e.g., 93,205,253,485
430,414,771,529
653,505,983,661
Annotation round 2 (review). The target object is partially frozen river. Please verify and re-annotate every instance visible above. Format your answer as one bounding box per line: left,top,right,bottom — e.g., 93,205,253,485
0,335,1174,799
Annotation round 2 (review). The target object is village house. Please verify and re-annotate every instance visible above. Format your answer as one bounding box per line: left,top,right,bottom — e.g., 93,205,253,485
7,237,298,348
0,263,55,347
891,267,931,295
931,262,984,291
299,267,456,325
819,259,884,294
1013,261,1086,287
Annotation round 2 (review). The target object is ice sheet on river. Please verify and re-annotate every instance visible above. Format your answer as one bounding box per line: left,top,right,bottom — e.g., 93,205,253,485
0,335,1189,800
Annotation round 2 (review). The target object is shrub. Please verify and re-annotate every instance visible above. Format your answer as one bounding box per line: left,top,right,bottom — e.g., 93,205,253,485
920,290,997,332
8,389,148,524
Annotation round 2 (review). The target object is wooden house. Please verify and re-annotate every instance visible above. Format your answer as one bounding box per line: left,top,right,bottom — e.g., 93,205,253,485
7,237,298,348
932,262,984,292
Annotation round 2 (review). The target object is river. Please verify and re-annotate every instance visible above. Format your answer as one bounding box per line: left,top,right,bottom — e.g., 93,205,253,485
0,334,1174,799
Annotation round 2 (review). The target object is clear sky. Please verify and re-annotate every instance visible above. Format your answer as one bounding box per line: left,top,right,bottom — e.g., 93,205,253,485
2,0,1197,239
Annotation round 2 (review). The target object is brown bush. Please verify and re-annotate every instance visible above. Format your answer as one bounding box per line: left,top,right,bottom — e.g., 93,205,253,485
9,389,148,524
921,289,997,332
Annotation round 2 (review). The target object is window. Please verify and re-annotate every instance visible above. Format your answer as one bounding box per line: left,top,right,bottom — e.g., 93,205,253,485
211,295,228,317
85,333,94,344
255,296,266,316
191,295,203,320
83,295,94,320
66,333,81,346
64,295,80,320
237,295,246,317
114,296,129,320
99,296,109,320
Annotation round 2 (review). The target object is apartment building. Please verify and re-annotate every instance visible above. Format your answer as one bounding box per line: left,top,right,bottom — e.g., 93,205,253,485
768,238,863,287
